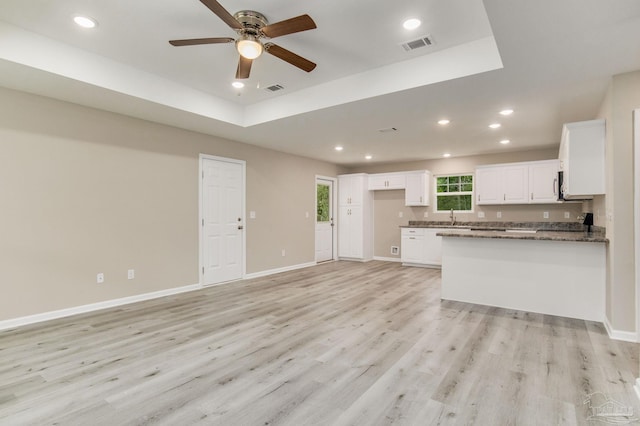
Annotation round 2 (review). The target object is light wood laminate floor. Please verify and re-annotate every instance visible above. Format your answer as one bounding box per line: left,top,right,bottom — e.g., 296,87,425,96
1,261,638,425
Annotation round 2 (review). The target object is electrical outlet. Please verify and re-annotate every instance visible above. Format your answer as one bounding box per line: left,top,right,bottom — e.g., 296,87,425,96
250,211,256,219
398,211,403,218
564,211,571,219
478,212,485,219
497,211,502,219
281,249,286,257
543,211,549,219
305,211,309,218
423,211,429,218
127,269,135,280
391,246,399,255
97,273,104,284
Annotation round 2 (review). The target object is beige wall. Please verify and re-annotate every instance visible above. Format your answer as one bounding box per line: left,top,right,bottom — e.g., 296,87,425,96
598,70,640,332
0,87,341,321
349,149,584,259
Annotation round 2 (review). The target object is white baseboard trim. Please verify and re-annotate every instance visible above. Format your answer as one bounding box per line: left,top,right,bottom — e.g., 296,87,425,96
634,379,640,403
604,316,638,342
0,283,201,332
244,261,317,280
373,256,402,262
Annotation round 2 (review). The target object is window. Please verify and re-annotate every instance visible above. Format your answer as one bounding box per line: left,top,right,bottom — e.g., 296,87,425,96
436,174,473,212
316,184,330,222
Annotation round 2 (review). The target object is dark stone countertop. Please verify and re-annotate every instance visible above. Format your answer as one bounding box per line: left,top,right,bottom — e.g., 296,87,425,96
401,221,607,243
435,229,607,243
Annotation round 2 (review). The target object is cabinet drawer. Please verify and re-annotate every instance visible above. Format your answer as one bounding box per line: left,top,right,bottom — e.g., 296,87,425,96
401,228,425,237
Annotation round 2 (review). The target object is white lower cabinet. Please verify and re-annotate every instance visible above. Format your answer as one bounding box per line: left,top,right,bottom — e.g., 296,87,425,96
401,228,447,267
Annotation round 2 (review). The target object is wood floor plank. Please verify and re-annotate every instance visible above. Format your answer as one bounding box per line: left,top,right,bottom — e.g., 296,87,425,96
0,261,638,425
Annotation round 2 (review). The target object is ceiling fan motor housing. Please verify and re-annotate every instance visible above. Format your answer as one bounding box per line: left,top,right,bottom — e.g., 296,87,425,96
233,10,268,37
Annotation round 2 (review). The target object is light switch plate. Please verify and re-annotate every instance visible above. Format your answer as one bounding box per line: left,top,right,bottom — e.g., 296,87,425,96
478,212,485,218
543,211,550,219
250,211,256,219
398,212,403,218
497,211,502,219
423,211,429,218
564,211,571,219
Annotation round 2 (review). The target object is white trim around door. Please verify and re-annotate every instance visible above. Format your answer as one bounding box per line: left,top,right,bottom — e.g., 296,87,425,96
199,154,246,286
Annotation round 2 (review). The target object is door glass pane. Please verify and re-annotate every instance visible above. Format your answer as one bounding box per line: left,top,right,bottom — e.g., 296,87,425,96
317,184,330,222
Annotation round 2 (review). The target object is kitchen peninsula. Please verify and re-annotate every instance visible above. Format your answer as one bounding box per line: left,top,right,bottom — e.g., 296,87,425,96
437,226,607,322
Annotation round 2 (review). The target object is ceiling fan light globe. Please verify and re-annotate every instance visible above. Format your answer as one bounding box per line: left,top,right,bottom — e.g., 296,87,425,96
236,37,263,59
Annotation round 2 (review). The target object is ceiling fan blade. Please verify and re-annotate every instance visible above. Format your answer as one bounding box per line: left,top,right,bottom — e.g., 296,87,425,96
262,14,316,38
265,43,316,72
169,37,234,46
236,56,253,79
200,0,242,30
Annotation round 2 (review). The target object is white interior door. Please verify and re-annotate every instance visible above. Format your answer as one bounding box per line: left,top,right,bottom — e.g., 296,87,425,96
201,156,245,285
315,178,335,262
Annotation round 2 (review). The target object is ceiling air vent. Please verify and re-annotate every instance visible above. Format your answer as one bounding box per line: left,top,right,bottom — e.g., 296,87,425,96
378,127,398,133
264,84,285,92
401,35,435,52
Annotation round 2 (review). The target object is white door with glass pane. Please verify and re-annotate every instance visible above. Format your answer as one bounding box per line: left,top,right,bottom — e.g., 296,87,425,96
315,178,335,262
201,156,245,285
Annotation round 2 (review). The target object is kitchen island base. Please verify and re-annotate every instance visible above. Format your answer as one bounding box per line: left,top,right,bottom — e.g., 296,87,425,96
441,237,605,322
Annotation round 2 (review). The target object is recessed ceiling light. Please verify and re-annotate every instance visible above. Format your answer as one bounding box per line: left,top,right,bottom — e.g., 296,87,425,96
365,155,372,160
335,146,343,151
499,109,514,116
73,15,97,29
232,81,244,89
403,18,422,30
438,119,450,125
500,139,511,145
489,123,501,129
443,153,451,158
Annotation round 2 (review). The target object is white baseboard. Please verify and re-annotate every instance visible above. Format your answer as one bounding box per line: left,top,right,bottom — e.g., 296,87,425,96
244,261,317,280
1,261,321,331
0,283,201,332
604,316,638,342
373,256,402,262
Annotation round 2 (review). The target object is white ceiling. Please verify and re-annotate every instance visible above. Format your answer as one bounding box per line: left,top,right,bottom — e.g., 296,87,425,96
0,0,639,166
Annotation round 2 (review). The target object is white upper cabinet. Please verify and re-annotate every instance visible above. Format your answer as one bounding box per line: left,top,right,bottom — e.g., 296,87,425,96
559,119,605,199
405,171,430,206
476,160,560,205
476,167,502,204
529,160,560,203
368,172,406,190
502,165,529,204
338,173,366,206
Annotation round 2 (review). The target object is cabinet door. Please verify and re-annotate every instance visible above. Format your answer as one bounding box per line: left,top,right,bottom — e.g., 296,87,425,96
405,172,429,206
422,229,443,265
401,235,424,263
368,173,405,190
338,175,365,205
476,167,502,204
338,205,363,258
503,165,529,204
529,161,559,203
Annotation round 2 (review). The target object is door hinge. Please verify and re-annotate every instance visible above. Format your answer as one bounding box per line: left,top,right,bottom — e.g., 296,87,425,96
202,218,204,226
202,267,204,274
202,171,204,179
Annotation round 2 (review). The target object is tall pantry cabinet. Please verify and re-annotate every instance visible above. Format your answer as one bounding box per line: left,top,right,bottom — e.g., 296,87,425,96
338,174,373,261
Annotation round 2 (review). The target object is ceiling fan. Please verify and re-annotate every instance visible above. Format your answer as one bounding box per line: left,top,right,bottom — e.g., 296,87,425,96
169,0,317,80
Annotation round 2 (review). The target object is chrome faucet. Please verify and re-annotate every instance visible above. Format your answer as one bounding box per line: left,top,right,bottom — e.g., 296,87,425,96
450,208,456,226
